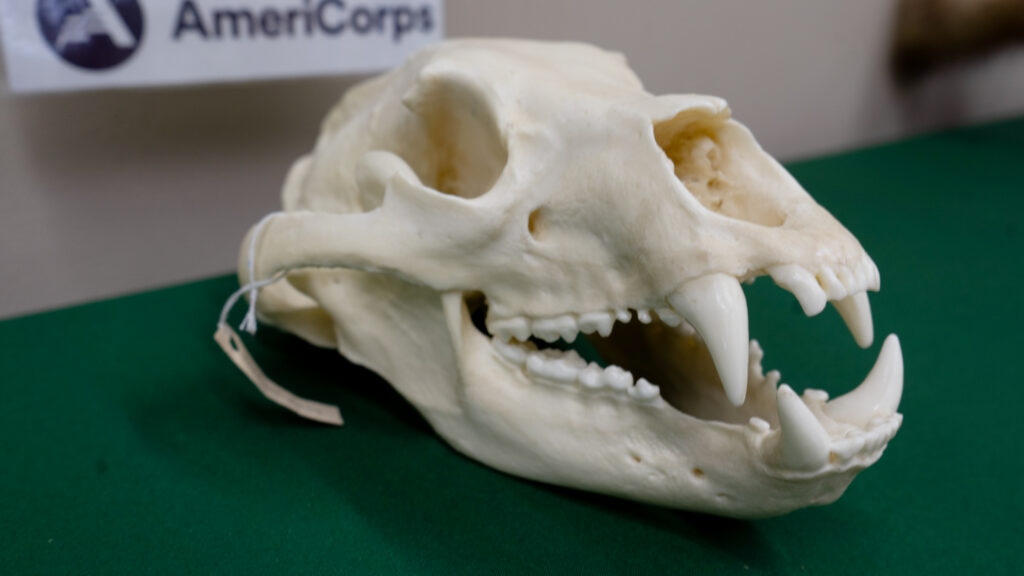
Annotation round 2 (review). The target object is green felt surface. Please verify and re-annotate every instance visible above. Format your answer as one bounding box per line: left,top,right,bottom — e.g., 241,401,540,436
2,118,1023,574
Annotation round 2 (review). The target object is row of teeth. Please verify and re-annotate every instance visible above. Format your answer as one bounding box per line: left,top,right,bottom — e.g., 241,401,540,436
488,264,877,410
493,341,662,402
488,307,692,343
767,257,879,316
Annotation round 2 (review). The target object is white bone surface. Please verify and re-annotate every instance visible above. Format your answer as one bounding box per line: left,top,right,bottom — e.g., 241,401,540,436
232,39,903,518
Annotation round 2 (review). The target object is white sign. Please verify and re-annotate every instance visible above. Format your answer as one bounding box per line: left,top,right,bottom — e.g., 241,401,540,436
0,0,444,93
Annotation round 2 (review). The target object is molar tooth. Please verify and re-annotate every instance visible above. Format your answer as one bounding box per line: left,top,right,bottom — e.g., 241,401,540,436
614,308,632,323
526,353,578,383
637,309,652,324
768,265,827,316
578,312,614,337
602,365,633,391
833,291,874,348
668,273,750,406
489,317,530,342
656,308,682,327
824,334,903,427
494,339,528,365
578,364,604,390
777,384,830,470
531,317,567,343
629,378,660,401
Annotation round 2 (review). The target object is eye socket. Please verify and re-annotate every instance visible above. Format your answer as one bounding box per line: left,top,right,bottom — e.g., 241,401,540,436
408,72,508,199
655,112,785,228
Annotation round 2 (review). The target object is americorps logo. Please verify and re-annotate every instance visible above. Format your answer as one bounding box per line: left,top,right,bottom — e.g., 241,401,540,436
36,0,144,71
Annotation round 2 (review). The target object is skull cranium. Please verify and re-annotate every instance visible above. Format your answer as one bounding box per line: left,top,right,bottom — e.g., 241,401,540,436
230,39,903,518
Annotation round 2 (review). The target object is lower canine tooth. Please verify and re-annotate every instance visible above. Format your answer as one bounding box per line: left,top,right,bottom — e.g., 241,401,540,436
824,334,903,427
777,384,830,470
833,291,874,348
668,273,750,406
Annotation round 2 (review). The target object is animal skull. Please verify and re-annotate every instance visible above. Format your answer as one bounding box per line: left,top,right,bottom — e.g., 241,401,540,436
231,39,903,518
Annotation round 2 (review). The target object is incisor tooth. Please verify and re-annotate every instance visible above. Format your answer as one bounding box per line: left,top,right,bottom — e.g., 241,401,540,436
769,264,828,316
777,384,830,470
833,291,873,348
668,273,750,406
824,334,903,427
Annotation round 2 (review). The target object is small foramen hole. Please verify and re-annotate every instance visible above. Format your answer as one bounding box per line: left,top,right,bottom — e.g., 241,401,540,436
692,467,704,478
528,208,547,239
631,453,643,463
829,451,839,464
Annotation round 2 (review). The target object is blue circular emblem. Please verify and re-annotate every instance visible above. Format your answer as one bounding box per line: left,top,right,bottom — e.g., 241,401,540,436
37,0,144,71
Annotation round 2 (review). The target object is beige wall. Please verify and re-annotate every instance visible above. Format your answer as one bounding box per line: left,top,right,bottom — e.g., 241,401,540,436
3,0,1024,319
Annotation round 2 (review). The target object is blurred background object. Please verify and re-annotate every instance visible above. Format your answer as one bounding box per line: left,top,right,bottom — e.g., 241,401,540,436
892,0,1024,83
2,0,1024,319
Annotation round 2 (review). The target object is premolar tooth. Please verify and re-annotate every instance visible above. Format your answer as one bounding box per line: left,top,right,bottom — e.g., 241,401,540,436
824,334,903,427
769,265,827,316
777,384,830,470
629,378,660,401
637,309,652,324
656,308,682,327
489,317,530,342
614,308,632,323
833,291,873,348
578,312,614,337
668,273,750,406
578,364,604,390
602,365,633,391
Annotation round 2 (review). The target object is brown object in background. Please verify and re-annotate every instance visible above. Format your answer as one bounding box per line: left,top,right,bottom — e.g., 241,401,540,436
892,0,1024,82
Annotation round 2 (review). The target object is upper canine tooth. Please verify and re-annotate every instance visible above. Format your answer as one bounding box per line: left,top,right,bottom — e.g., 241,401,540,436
824,334,903,427
668,273,750,406
777,384,830,470
833,291,873,348
578,312,614,337
489,317,530,342
768,265,827,316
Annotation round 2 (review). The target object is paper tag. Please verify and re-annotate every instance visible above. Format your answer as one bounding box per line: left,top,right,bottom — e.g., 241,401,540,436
1,0,443,93
215,323,344,426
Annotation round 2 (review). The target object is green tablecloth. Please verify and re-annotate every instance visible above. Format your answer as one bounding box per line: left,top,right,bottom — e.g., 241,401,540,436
3,118,1022,574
